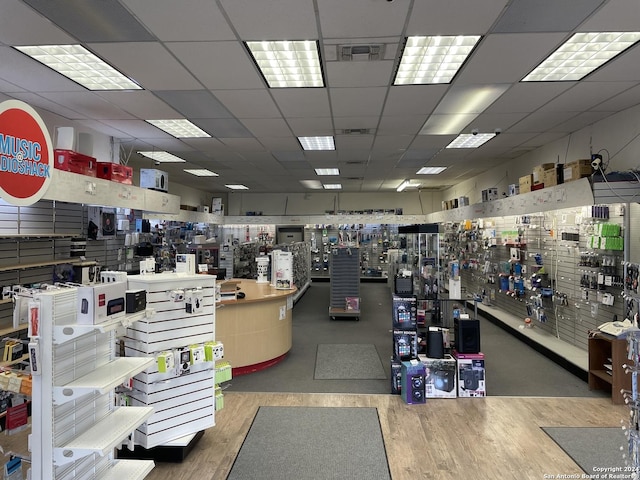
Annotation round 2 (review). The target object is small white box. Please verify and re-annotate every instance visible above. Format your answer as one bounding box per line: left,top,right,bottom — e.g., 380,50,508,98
176,254,196,275
139,168,169,192
77,281,127,324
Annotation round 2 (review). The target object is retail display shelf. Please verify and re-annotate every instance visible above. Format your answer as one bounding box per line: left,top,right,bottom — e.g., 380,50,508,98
0,298,11,305
0,353,29,368
98,459,155,480
52,309,155,344
52,357,155,405
0,258,85,273
0,233,80,239
53,406,154,466
0,324,27,338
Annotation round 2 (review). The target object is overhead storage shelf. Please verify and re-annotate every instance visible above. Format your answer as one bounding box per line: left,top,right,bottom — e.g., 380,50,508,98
53,357,154,405
53,406,154,466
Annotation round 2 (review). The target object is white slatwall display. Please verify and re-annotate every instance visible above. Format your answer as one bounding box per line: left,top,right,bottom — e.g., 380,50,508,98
458,205,625,351
122,273,216,449
30,287,154,479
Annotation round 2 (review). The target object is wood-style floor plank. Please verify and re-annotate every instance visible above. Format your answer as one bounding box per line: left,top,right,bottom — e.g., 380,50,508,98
144,393,629,480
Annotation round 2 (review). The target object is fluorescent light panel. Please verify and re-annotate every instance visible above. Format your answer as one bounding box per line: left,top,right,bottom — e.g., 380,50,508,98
394,35,481,85
523,32,640,82
300,180,323,189
15,44,141,90
225,184,249,190
184,169,218,177
137,151,186,163
315,168,340,176
417,166,447,175
446,133,496,148
246,40,324,88
299,136,335,151
323,183,342,190
146,119,210,138
397,180,420,192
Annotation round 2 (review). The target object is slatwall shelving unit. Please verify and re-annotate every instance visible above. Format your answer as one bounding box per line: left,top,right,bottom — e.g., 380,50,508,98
30,286,155,480
122,273,217,450
329,246,360,320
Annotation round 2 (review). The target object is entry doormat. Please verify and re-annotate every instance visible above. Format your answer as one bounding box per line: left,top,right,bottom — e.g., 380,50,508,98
226,406,392,480
542,427,627,474
314,343,386,380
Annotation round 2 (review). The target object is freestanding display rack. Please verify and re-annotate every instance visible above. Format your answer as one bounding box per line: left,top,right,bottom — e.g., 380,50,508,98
30,286,155,480
329,246,360,320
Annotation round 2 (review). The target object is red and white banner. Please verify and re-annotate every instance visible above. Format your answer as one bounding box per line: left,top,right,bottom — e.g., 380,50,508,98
0,100,53,206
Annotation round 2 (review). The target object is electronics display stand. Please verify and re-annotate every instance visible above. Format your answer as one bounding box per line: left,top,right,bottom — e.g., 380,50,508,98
588,331,631,404
329,246,360,320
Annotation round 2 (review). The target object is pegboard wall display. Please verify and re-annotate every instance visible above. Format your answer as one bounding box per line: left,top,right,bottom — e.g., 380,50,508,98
452,204,627,351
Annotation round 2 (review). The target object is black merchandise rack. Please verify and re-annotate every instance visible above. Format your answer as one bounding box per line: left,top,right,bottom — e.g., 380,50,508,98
329,246,360,320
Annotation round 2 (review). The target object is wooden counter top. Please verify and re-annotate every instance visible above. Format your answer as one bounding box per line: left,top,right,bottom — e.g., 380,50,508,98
218,278,297,305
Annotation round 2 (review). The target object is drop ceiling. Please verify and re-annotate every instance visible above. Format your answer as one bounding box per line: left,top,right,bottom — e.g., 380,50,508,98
0,0,639,194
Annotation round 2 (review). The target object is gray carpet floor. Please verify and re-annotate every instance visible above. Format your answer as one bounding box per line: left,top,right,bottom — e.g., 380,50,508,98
314,343,386,379
542,427,628,474
227,282,604,396
227,406,391,480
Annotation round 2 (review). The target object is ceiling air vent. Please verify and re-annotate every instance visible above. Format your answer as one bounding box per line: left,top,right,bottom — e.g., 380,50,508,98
345,160,366,165
341,128,371,135
338,44,384,61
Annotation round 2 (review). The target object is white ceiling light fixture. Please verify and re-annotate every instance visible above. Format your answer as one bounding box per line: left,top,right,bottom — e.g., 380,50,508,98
523,32,640,82
184,169,219,177
396,180,420,192
446,133,496,148
146,119,210,138
225,184,249,190
322,183,342,190
14,44,142,91
137,151,187,163
298,136,335,151
246,40,324,88
314,168,340,176
416,166,447,175
394,35,481,85
300,180,323,189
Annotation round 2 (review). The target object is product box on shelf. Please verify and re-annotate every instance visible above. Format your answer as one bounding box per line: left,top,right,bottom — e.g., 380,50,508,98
563,159,593,183
532,163,555,184
401,360,426,404
392,295,417,329
97,162,133,184
391,358,402,395
519,174,533,193
393,329,418,361
140,168,168,192
77,281,127,324
419,354,457,398
481,188,498,202
508,184,520,196
453,351,486,397
53,149,97,177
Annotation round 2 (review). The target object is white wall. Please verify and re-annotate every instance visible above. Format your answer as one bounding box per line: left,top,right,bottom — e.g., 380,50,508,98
442,104,640,203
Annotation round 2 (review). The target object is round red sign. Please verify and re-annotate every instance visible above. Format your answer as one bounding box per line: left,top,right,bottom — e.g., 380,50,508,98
0,100,53,206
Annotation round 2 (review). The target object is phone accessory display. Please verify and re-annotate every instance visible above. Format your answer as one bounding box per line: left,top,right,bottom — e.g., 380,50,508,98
157,351,175,374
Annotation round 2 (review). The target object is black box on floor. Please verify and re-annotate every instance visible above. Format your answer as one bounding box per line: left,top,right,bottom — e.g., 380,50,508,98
392,295,417,329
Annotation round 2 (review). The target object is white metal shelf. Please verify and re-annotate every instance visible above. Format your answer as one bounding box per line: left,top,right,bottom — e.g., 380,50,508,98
52,309,155,344
53,357,154,405
98,459,155,480
53,406,154,466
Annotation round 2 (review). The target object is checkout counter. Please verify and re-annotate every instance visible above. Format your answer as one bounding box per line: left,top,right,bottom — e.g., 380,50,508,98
216,279,296,375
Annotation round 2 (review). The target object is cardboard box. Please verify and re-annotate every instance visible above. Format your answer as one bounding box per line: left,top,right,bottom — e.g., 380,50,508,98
419,354,457,398
533,163,555,184
454,351,485,397
519,174,533,193
53,149,97,177
542,168,558,187
97,162,133,184
563,159,593,182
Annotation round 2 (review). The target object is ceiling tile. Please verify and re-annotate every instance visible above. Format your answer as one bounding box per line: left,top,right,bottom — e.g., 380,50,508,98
8,92,83,119
271,89,331,117
466,112,530,133
23,0,156,42
408,0,509,34
195,119,254,138
541,82,637,112
483,83,575,114
121,0,236,41
287,117,334,136
0,0,75,45
89,42,201,91
325,61,394,88
317,0,410,39
219,138,265,150
154,90,233,119
509,110,579,133
591,84,640,112
383,85,447,116
377,115,425,135
256,136,300,150
585,45,640,82
330,87,387,117
241,118,292,138
100,119,177,139
38,91,135,120
96,91,181,119
334,135,374,150
166,41,265,90
332,116,379,131
213,90,280,118
492,0,605,33
579,0,640,31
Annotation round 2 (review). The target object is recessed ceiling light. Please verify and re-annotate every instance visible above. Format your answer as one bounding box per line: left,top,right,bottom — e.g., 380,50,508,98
446,133,496,148
225,184,249,190
146,119,210,138
246,40,324,88
416,166,447,175
299,136,335,151
137,151,186,163
323,183,342,190
394,35,481,85
523,32,640,82
315,168,340,176
184,169,219,177
14,44,142,91
396,180,420,192
300,180,323,189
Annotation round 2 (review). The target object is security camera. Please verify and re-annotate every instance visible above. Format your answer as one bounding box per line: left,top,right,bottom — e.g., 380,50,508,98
494,128,502,135
591,157,602,170
471,129,479,136
154,160,161,166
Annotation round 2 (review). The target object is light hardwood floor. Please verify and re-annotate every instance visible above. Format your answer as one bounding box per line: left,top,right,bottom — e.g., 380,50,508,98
143,392,629,480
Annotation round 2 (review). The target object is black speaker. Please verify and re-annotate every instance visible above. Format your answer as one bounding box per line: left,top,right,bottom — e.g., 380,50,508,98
454,318,480,354
426,329,444,359
433,369,456,392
